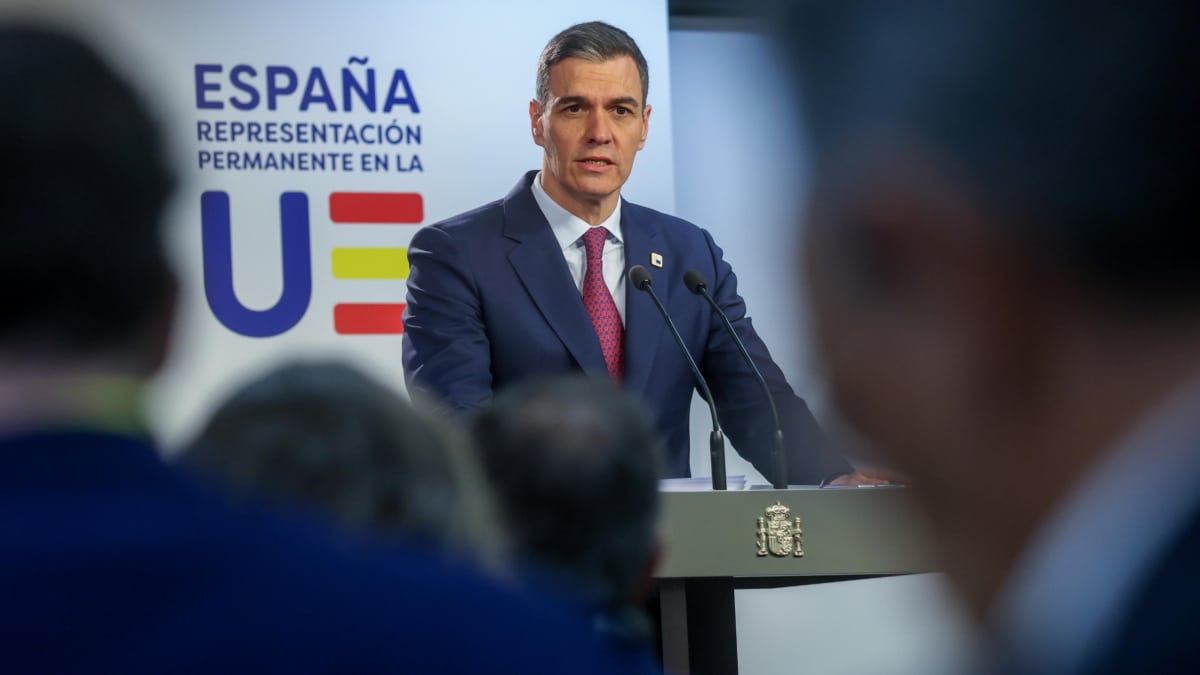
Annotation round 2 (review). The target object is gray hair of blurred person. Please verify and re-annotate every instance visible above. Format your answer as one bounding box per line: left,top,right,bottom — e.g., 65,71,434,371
535,21,650,107
776,1,1192,308
470,375,663,614
182,361,505,567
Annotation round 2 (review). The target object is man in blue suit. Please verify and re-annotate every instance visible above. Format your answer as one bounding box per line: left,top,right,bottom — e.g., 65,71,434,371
0,23,656,674
403,21,859,485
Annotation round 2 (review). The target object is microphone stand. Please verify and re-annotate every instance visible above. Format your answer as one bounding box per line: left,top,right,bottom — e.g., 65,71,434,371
629,266,727,490
685,270,788,489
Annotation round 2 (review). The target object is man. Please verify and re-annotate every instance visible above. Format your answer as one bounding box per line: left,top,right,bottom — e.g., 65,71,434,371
403,21,854,484
0,23,656,673
781,2,1198,673
471,376,663,646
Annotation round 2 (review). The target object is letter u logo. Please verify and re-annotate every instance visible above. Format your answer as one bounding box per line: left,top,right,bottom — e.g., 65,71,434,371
201,191,312,337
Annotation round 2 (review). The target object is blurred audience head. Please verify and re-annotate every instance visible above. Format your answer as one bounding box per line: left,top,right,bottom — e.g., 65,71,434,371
0,23,175,370
183,360,504,565
778,0,1197,617
470,375,663,628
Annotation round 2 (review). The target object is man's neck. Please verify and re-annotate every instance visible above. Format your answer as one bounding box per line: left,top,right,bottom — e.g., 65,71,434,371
537,172,619,226
943,312,1200,622
0,358,147,436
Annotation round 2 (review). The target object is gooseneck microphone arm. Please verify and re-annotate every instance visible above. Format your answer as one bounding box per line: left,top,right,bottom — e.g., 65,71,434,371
628,265,727,490
684,269,788,490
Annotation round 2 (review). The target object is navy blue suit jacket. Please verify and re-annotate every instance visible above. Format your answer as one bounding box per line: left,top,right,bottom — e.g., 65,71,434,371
1076,498,1200,675
403,171,848,483
0,428,657,674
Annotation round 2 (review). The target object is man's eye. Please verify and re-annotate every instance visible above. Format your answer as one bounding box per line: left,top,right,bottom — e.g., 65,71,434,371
614,107,630,115
564,105,582,113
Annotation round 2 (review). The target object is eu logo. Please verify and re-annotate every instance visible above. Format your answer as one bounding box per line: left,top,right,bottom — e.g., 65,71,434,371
201,191,313,337
200,190,420,337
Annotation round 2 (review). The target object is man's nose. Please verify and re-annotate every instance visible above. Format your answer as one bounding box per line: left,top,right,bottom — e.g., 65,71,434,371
586,112,613,144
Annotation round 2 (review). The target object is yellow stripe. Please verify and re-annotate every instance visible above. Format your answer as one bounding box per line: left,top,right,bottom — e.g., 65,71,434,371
331,247,410,279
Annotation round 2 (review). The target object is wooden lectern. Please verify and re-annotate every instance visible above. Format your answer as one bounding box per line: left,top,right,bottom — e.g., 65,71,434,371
655,487,934,674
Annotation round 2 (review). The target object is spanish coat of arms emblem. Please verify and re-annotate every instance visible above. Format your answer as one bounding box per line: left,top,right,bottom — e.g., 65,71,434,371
756,501,803,557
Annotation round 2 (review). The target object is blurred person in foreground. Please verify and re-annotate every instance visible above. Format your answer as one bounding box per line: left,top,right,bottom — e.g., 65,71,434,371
471,376,663,648
779,2,1198,673
181,360,505,570
0,22,657,674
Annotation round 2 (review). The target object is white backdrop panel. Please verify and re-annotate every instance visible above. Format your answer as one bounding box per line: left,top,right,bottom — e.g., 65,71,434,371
1,0,675,448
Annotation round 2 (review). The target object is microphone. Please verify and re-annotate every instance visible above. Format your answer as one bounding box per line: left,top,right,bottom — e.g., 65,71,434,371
628,265,727,490
684,270,788,490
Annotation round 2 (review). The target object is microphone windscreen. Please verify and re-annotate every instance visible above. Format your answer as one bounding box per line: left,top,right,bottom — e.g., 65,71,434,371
628,265,652,290
683,270,707,294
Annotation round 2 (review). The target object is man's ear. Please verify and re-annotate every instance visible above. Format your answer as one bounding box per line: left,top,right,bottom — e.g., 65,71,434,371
631,535,664,605
638,103,652,150
529,99,544,147
135,269,179,376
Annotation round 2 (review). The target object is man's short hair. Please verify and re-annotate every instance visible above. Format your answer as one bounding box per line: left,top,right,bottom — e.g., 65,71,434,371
778,2,1194,307
0,25,175,356
471,376,662,609
535,21,649,107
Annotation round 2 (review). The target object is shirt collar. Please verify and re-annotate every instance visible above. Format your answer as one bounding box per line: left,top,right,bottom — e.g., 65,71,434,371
0,362,147,437
531,171,623,251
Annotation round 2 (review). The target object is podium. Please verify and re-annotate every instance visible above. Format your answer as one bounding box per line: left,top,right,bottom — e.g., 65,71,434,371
655,487,934,674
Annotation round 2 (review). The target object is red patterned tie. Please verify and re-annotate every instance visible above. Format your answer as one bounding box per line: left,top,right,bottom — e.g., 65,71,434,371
581,226,624,380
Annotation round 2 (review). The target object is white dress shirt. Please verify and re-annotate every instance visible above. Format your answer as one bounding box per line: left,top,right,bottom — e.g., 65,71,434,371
530,171,626,324
988,370,1200,675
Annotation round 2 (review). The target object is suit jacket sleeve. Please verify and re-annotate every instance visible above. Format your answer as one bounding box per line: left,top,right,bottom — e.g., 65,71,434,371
402,225,493,415
697,230,852,484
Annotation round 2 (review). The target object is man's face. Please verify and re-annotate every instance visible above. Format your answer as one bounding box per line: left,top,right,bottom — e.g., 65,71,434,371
803,213,936,476
802,186,997,517
530,55,651,218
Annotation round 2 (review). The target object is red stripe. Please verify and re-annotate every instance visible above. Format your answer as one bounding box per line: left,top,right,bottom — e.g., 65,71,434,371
334,303,406,334
329,192,423,223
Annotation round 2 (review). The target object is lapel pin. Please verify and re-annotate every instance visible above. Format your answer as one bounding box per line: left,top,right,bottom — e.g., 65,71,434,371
650,252,664,268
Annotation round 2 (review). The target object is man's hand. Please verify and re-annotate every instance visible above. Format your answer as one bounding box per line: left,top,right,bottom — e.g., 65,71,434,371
826,468,902,486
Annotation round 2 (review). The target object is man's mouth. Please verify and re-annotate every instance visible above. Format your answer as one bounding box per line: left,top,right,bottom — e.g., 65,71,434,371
580,157,619,169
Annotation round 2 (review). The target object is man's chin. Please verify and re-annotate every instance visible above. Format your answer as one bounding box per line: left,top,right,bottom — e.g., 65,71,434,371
568,177,623,200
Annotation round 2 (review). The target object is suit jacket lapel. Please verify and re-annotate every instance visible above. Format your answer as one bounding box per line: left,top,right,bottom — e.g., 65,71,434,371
620,201,667,395
503,173,607,373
